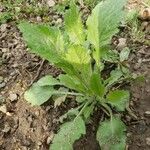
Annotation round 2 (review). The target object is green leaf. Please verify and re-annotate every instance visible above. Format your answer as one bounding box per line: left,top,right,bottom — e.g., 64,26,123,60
65,45,92,79
96,117,126,150
64,1,85,44
53,87,69,107
107,90,130,111
101,48,119,63
120,47,130,62
50,117,86,150
105,68,123,87
37,75,60,86
18,22,64,64
87,0,126,62
24,83,55,105
59,74,87,93
90,73,105,97
83,104,94,120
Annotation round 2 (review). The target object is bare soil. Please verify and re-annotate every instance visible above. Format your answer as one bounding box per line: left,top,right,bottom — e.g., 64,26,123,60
0,1,150,150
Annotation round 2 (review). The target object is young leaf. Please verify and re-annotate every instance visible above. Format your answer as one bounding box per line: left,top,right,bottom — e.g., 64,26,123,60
120,47,130,62
18,22,63,64
96,117,126,150
87,0,126,62
37,75,60,86
65,45,92,79
64,1,85,44
107,90,130,111
24,83,55,105
50,117,86,150
90,73,105,97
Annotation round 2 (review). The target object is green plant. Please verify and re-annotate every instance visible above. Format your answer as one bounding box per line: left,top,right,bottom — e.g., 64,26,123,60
19,0,130,149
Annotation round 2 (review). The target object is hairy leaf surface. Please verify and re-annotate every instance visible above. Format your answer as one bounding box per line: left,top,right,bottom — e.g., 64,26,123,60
24,83,55,105
51,117,86,150
65,1,84,44
96,117,126,150
90,73,105,97
37,75,60,86
87,0,126,62
107,90,130,111
18,22,64,63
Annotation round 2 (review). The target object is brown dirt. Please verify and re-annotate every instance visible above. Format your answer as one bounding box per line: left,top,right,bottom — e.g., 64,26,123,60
0,1,150,150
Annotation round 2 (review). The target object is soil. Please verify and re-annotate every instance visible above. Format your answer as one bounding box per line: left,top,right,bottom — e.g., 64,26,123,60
0,0,150,150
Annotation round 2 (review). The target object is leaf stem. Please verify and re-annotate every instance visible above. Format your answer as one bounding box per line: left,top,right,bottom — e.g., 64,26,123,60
53,91,84,96
74,99,91,121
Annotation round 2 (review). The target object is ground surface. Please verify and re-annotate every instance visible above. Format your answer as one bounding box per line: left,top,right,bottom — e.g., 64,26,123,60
0,0,150,150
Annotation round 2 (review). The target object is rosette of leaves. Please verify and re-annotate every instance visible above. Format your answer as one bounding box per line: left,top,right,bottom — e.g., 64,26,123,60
19,0,129,149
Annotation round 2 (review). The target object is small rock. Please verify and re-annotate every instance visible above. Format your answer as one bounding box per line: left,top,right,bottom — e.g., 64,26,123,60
0,24,8,32
46,132,54,144
144,111,150,117
117,38,127,50
0,76,3,83
0,82,6,88
47,0,55,7
146,137,150,146
37,16,42,22
38,141,42,146
2,124,11,133
9,93,18,102
0,105,7,113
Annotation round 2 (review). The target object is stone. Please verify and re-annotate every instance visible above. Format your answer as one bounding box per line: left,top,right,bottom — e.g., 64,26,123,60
144,111,150,117
117,38,127,50
47,0,55,7
0,82,6,88
9,93,18,102
0,76,3,83
46,132,54,144
0,24,8,32
146,137,150,146
37,16,42,22
0,105,7,113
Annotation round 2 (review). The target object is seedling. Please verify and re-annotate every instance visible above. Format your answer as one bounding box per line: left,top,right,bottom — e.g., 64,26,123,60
19,0,130,149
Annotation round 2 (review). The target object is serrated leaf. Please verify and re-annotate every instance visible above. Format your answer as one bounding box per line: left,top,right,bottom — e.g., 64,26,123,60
37,75,60,86
87,0,126,62
101,48,119,63
107,90,130,111
90,73,105,97
65,45,92,79
59,74,86,93
24,83,55,105
64,1,85,44
96,117,126,150
50,117,86,150
120,47,130,62
54,87,68,107
18,22,64,64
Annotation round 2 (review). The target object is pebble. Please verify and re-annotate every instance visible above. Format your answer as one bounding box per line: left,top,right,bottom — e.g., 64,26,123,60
0,24,8,32
37,16,42,22
47,0,55,7
46,132,54,144
2,124,11,133
0,82,5,88
146,137,150,146
0,76,3,83
117,38,127,50
9,93,18,102
144,111,150,117
0,105,7,113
